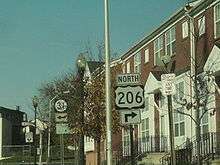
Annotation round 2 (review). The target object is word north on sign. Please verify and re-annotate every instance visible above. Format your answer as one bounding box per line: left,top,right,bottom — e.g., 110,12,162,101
115,85,144,109
117,73,140,86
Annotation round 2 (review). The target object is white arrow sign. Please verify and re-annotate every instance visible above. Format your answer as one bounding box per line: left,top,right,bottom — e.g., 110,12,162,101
115,85,144,109
55,113,68,123
120,110,141,125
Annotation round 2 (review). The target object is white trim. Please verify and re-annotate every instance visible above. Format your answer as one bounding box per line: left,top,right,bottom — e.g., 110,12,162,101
198,15,205,36
214,2,220,39
122,0,220,63
165,26,176,57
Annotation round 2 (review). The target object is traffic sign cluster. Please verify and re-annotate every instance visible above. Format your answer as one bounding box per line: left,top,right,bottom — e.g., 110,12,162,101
55,99,71,134
115,73,144,125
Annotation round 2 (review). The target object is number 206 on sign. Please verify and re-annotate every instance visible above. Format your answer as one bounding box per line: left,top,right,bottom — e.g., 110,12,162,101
115,85,144,109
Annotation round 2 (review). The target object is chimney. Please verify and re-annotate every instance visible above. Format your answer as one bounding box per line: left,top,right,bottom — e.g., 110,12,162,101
16,105,20,111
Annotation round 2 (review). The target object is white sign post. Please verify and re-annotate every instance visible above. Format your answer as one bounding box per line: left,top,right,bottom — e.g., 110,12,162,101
161,73,176,96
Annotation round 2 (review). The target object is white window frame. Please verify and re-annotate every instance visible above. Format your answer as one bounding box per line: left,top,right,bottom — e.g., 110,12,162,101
134,52,141,73
126,61,130,73
141,118,149,152
173,81,184,103
165,26,176,56
174,107,185,137
182,21,188,38
154,35,163,65
144,49,149,63
198,16,205,36
214,2,220,38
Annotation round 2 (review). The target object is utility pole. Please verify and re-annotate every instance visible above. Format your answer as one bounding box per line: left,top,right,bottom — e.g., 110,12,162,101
77,54,86,165
161,73,176,165
104,0,112,164
167,95,176,165
129,125,135,165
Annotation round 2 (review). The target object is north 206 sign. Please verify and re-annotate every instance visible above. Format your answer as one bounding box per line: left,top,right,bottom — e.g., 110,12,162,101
115,85,144,109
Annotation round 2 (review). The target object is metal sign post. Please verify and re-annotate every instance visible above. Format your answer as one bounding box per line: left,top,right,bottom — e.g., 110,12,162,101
161,74,176,165
115,73,144,165
54,99,68,165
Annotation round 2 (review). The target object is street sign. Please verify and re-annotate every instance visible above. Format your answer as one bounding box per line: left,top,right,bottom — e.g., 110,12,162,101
117,73,141,86
161,74,176,96
55,113,68,123
56,123,72,134
55,99,67,112
115,85,144,109
25,132,33,143
120,110,141,124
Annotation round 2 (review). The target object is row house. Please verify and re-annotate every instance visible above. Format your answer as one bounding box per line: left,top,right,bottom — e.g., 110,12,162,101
117,0,220,163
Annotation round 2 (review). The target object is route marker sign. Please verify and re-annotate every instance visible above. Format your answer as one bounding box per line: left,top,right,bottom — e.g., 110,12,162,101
25,132,33,143
120,110,141,124
115,85,144,109
55,99,67,112
55,113,68,123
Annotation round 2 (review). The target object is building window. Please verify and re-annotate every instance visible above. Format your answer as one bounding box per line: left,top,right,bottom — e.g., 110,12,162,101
215,3,220,38
141,118,150,152
198,16,205,36
154,36,164,65
174,107,185,137
165,26,176,56
134,52,141,73
126,61,130,73
145,49,149,63
174,81,184,102
123,129,130,156
200,108,209,134
182,21,188,38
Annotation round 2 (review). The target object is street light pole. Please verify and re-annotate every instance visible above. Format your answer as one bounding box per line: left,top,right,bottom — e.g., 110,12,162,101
47,95,58,163
77,54,86,165
32,96,39,165
104,0,112,164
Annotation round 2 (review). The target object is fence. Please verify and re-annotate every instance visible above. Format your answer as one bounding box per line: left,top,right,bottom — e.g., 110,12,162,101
0,144,78,165
101,136,168,165
160,132,220,165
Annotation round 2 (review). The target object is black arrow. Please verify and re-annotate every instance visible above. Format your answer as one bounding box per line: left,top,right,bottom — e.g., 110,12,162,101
125,112,137,122
57,115,67,120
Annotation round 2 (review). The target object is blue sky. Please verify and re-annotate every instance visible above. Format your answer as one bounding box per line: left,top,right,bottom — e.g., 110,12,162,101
0,0,188,117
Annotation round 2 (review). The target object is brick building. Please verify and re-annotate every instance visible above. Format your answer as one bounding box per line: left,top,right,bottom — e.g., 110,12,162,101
85,0,220,164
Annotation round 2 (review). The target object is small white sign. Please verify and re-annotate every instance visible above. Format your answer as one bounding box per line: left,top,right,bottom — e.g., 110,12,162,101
117,73,141,86
55,113,68,123
55,99,67,112
120,110,141,125
56,123,72,134
115,85,144,109
25,132,33,143
161,74,176,96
